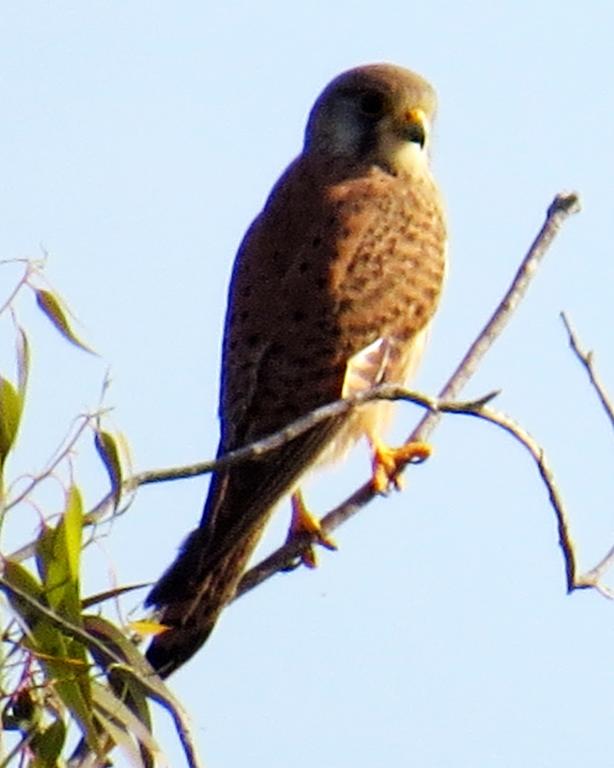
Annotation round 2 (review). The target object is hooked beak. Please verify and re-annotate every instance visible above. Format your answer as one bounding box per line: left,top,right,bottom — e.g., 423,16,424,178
400,107,427,148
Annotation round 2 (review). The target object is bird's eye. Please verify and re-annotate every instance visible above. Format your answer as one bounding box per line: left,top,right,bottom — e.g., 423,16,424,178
358,91,385,117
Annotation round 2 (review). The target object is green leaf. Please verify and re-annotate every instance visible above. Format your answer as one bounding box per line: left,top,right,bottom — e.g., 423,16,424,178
81,582,149,609
95,429,123,510
92,706,146,768
0,375,21,469
36,487,83,623
47,662,98,756
93,682,159,768
83,615,152,722
83,615,152,679
15,325,30,400
30,717,66,765
61,486,83,585
1,560,45,623
35,288,95,355
1,562,99,753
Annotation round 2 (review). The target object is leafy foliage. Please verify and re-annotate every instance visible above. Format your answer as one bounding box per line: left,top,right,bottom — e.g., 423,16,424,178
0,261,175,768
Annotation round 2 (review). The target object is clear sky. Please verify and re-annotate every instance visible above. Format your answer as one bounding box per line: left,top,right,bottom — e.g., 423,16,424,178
1,2,613,766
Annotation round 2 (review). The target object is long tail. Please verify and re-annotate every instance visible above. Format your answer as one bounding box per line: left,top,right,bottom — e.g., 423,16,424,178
145,419,344,677
145,522,261,678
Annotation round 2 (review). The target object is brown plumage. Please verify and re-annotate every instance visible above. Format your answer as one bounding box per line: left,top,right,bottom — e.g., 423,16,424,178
146,63,447,677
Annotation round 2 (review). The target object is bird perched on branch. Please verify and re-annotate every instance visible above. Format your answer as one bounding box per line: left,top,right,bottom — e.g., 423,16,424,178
146,63,447,677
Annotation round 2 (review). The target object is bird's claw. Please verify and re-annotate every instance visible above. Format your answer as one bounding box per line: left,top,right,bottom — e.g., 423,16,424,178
286,490,337,569
370,439,432,494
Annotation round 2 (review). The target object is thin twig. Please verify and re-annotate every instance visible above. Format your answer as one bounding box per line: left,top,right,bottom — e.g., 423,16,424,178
4,413,97,514
462,405,578,592
0,262,31,317
578,547,614,599
468,404,614,597
123,389,496,485
237,192,581,595
561,312,614,432
0,730,37,768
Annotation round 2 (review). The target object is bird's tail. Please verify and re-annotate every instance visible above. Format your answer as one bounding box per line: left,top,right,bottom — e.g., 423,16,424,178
145,522,259,678
145,419,344,677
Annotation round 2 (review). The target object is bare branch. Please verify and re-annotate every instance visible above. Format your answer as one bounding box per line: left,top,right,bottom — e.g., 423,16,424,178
237,192,581,595
128,388,498,485
69,389,497,529
460,406,579,592
2,388,499,565
4,412,98,513
413,192,581,439
578,547,614,599
0,261,32,317
460,404,614,597
561,312,614,432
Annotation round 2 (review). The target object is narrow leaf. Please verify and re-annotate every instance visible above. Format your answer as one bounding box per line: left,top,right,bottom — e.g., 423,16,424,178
92,707,146,768
30,717,66,764
81,582,149,609
83,614,152,679
1,563,99,752
15,325,30,399
1,560,45,622
83,615,153,731
95,429,123,509
36,525,69,617
93,682,159,767
0,376,21,467
36,487,83,623
35,288,95,354
61,486,83,585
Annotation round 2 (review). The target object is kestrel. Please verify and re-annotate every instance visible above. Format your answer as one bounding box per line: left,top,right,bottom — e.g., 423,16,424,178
146,63,447,676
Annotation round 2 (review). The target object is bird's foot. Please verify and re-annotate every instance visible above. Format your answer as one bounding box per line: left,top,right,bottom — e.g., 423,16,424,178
287,489,337,569
370,438,432,494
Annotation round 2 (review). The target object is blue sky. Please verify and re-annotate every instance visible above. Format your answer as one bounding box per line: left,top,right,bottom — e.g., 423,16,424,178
1,2,613,766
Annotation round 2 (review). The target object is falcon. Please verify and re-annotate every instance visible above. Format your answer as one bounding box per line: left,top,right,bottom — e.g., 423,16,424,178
146,63,447,676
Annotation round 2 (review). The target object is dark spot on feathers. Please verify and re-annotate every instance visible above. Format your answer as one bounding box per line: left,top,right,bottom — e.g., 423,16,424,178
269,342,286,356
247,334,260,347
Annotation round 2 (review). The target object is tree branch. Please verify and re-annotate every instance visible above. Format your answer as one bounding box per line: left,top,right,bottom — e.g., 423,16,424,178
561,312,614,432
558,312,614,595
237,191,581,596
8,193,582,588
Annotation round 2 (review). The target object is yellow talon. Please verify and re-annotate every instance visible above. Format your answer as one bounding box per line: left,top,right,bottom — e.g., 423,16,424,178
288,489,337,569
370,438,432,493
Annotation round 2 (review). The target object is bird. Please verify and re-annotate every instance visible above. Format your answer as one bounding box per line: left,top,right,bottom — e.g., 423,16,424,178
146,63,448,677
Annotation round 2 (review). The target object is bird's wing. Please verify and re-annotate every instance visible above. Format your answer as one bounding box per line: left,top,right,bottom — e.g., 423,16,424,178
146,159,446,675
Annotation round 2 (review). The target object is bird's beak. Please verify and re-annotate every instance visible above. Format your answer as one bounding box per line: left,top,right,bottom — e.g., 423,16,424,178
400,107,427,148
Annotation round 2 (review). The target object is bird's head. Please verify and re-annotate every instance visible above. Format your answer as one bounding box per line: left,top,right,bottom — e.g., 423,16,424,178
304,63,437,176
